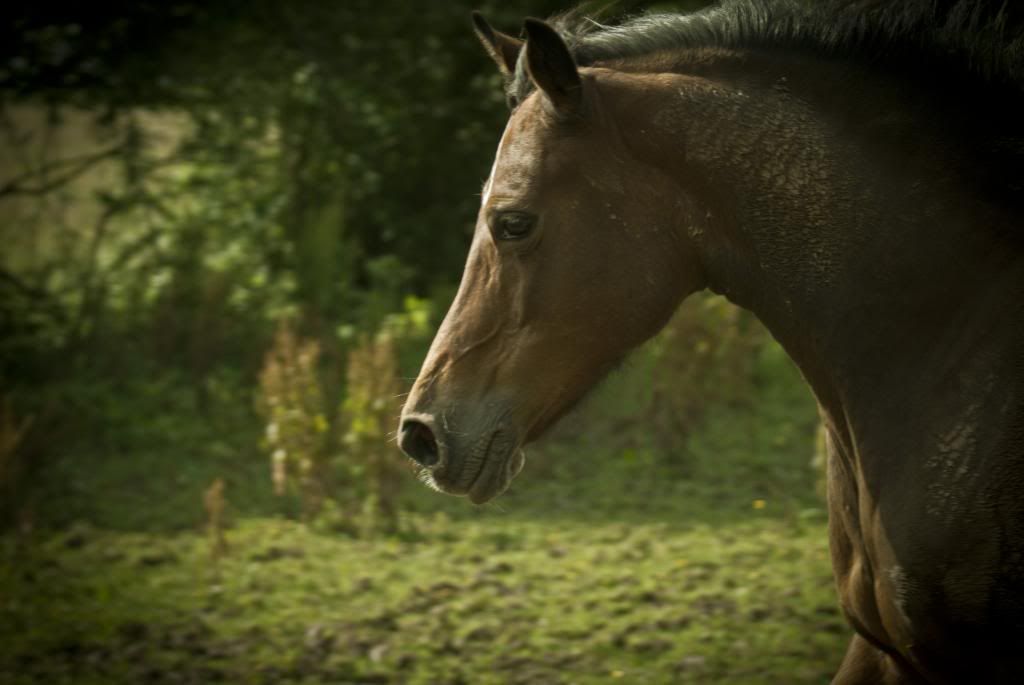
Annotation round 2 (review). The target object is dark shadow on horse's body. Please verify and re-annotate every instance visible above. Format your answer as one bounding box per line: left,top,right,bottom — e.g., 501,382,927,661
400,2,1024,682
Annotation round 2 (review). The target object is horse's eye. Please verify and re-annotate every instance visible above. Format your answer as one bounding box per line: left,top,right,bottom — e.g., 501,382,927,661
494,212,536,241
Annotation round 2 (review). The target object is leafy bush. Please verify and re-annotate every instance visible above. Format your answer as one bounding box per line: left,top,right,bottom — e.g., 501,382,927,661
338,331,411,534
257,298,431,533
257,321,331,518
574,294,769,469
651,294,766,435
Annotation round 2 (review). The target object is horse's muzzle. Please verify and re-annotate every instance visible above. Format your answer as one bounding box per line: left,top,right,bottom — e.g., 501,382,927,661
398,412,525,504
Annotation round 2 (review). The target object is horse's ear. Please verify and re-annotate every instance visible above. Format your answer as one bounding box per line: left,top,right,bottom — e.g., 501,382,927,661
523,18,582,115
471,11,522,77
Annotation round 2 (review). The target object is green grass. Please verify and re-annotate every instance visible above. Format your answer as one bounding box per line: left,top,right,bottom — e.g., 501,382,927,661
1,515,842,684
0,343,848,684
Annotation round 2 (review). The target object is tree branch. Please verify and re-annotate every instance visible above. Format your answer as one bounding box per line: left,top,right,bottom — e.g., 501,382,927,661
0,145,126,199
0,267,68,324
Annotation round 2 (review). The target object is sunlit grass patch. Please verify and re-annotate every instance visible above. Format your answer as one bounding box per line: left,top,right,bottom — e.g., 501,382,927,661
2,510,844,684
1,316,841,683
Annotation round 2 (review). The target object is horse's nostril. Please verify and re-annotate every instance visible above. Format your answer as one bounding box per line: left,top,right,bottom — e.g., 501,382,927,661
399,419,440,468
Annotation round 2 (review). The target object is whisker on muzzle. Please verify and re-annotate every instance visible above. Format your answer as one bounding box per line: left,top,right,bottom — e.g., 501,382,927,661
416,468,442,492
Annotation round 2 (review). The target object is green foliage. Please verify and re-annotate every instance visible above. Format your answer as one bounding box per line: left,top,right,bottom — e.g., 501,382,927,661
565,294,771,473
256,297,434,533
659,295,765,407
336,331,410,535
0,2,840,679
0,355,835,683
646,294,767,459
2,0,575,363
0,0,721,514
257,322,331,518
24,367,272,532
0,397,34,529
0,275,834,680
380,294,437,379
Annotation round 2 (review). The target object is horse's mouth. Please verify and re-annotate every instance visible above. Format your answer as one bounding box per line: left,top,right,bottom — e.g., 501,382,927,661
420,433,525,505
468,447,525,504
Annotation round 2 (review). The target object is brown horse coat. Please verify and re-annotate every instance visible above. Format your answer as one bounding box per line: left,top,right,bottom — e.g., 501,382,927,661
400,3,1024,682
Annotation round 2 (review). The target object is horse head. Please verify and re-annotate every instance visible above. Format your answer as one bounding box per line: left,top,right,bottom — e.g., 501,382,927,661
398,16,706,503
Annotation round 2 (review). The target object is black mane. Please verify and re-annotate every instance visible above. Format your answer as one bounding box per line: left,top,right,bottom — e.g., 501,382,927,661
510,0,1024,104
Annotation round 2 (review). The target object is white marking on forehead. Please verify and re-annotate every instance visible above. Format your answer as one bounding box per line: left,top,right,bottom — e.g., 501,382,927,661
481,120,514,207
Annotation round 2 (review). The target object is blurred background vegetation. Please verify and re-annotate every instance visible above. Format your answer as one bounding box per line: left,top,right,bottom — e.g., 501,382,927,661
0,1,839,682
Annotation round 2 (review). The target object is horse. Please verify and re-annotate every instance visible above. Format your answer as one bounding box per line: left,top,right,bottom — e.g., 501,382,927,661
397,1,1024,682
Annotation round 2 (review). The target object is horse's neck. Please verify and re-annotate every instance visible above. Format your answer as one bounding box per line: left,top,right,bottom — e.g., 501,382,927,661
612,60,1024,437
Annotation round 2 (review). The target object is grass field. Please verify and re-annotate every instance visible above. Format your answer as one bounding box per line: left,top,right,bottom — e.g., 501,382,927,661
0,344,849,684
